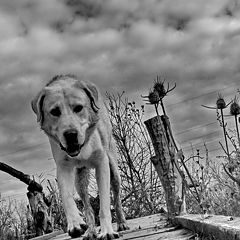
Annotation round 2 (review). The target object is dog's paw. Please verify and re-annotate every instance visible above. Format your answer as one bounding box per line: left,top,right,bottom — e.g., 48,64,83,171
68,223,88,238
97,232,119,240
82,228,98,240
117,222,129,232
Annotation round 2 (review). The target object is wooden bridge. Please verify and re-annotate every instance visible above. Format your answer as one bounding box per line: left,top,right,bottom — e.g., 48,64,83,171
32,214,193,240
32,213,240,240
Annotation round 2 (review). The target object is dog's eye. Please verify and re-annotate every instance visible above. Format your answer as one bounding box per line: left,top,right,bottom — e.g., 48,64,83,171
50,107,61,117
73,105,83,113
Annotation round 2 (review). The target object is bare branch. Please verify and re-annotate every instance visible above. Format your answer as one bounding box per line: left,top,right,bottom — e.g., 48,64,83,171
223,163,240,186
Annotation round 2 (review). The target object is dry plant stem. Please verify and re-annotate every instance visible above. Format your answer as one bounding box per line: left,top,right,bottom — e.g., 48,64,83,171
234,115,240,145
220,108,230,160
166,127,202,210
223,164,240,186
154,103,160,116
180,157,201,203
164,120,201,204
219,142,227,155
160,99,166,116
107,92,162,217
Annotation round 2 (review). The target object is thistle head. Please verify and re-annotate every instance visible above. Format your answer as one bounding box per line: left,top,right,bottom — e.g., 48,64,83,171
148,90,160,104
230,96,240,116
216,93,226,109
141,75,176,108
153,76,166,99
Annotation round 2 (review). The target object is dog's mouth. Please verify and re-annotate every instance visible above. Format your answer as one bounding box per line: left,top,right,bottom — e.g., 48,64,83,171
60,142,84,157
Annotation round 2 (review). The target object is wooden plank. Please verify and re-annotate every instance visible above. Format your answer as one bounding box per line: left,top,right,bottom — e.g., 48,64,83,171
114,214,167,230
31,230,64,240
49,227,193,240
34,213,240,240
50,233,69,240
175,214,240,240
41,214,193,240
121,227,184,240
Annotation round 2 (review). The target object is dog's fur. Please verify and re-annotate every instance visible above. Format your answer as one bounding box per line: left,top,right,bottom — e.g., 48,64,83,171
32,75,128,239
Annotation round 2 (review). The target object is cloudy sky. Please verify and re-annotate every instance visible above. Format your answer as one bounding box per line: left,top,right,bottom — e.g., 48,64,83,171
0,0,240,202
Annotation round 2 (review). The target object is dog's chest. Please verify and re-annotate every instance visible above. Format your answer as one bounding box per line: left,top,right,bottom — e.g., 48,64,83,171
69,148,105,169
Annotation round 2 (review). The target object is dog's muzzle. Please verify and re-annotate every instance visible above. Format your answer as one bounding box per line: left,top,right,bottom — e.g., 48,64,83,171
60,142,84,157
60,129,84,157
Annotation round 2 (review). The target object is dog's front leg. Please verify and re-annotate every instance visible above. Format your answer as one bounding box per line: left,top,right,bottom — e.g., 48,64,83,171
57,162,87,238
96,156,119,240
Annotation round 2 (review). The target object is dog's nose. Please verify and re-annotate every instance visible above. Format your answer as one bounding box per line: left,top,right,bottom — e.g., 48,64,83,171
63,129,78,142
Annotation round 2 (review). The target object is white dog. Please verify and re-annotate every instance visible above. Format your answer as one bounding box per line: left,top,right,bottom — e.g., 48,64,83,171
32,75,129,239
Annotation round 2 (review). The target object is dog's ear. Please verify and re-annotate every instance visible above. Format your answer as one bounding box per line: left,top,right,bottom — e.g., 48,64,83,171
76,81,100,113
83,83,99,113
31,89,45,125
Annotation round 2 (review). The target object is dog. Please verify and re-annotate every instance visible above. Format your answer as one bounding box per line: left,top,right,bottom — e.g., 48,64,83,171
31,75,129,239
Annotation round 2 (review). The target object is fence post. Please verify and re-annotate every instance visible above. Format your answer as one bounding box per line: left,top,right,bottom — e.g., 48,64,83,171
144,115,186,220
0,162,53,236
27,183,53,236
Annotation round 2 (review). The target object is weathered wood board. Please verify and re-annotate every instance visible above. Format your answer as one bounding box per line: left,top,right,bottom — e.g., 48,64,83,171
40,214,193,240
176,214,240,240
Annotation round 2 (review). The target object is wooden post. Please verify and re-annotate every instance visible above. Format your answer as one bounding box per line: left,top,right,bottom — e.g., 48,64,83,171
27,182,53,236
0,162,53,236
144,115,186,219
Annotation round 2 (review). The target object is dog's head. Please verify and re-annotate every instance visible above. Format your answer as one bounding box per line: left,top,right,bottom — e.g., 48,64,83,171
31,75,100,157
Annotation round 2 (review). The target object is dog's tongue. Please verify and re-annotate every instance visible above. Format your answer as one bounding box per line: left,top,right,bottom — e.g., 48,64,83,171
67,144,80,157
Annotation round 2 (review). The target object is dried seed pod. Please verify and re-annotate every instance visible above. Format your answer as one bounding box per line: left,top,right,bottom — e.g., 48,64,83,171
216,94,226,109
148,90,160,104
230,97,240,116
153,78,166,99
109,104,114,110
